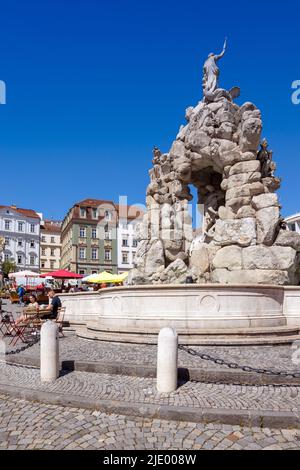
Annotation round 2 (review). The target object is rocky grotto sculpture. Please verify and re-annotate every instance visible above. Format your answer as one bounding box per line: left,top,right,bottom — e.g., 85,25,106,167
129,45,300,286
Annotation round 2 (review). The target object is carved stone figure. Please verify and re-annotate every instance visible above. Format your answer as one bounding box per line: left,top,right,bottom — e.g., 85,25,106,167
257,139,274,177
202,38,227,96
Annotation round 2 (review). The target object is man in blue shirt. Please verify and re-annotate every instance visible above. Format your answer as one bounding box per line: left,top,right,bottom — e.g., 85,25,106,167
44,289,62,320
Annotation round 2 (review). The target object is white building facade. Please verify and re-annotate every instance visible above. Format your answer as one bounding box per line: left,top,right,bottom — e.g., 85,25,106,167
117,218,139,273
285,213,300,233
40,220,62,273
0,205,41,272
117,205,143,273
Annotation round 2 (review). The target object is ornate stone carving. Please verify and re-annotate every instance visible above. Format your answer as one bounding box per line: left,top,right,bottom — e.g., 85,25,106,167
129,51,299,286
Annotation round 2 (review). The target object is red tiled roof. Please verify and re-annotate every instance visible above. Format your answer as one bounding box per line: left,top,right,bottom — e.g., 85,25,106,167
116,204,144,220
0,205,40,219
77,199,116,208
42,220,62,233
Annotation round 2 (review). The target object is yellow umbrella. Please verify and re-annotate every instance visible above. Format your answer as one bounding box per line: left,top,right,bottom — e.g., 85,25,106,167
86,271,115,284
113,272,129,283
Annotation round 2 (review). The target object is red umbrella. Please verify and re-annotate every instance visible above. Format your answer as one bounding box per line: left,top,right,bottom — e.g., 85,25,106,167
40,269,83,279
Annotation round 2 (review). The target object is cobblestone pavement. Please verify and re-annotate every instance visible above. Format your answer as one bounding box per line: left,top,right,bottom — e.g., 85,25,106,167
1,305,300,372
1,302,300,450
0,393,300,450
2,300,300,374
1,362,300,413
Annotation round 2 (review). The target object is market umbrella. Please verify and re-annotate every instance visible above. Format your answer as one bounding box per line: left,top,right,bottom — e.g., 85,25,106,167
113,272,128,283
82,273,98,283
86,271,115,284
40,269,83,279
8,270,41,278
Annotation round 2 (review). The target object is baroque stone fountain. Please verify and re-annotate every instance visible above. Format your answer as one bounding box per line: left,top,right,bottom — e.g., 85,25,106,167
129,40,300,287
61,44,300,343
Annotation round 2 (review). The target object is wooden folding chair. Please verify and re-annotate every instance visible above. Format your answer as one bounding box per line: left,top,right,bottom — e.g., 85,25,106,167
9,312,39,347
0,312,15,337
56,307,66,337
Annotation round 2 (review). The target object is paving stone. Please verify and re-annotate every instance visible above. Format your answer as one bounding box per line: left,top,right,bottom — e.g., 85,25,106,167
1,299,300,450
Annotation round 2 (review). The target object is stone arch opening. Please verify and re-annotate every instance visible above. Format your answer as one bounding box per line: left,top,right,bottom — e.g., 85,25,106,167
189,166,225,243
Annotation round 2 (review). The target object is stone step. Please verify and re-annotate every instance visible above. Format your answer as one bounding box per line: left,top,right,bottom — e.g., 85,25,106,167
77,328,300,346
85,322,299,337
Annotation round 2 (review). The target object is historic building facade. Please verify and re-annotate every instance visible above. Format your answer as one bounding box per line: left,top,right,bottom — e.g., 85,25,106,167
40,220,62,273
285,213,300,233
0,205,41,272
61,199,118,276
61,199,143,276
117,205,142,273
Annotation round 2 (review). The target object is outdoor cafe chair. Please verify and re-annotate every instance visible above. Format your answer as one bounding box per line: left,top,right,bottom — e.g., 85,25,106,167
56,307,66,337
1,310,40,347
36,307,66,337
0,312,15,338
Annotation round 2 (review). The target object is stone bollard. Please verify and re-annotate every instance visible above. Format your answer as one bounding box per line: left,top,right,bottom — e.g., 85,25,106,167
40,321,59,383
157,327,178,393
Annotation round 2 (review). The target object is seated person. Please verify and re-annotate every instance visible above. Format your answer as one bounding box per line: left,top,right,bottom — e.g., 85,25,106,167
42,289,62,320
14,294,39,326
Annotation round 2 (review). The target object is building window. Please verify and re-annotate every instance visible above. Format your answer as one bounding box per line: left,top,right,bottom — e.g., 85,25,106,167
122,252,129,264
18,239,23,247
79,227,86,238
51,236,55,243
51,248,55,256
289,223,296,232
80,207,86,218
79,270,85,275
41,236,46,243
50,261,55,269
42,248,46,256
92,248,98,260
4,237,10,246
122,237,128,247
104,249,111,261
17,255,23,265
105,210,112,221
4,253,10,261
105,231,111,240
30,224,35,234
30,240,35,248
92,228,98,239
18,222,24,232
92,208,98,219
30,256,35,266
4,220,11,231
79,248,86,259
132,239,138,247
123,223,128,230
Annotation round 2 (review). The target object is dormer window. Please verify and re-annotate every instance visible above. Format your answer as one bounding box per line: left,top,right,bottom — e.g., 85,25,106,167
105,210,112,221
80,207,86,218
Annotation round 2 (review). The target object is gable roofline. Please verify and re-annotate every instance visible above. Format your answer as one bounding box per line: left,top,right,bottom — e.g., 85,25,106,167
0,205,40,220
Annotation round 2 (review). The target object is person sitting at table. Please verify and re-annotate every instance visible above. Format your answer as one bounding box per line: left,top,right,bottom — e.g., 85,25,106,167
14,294,39,326
42,289,61,320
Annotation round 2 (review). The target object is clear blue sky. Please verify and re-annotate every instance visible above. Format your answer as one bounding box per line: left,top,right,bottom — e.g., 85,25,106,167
0,0,299,220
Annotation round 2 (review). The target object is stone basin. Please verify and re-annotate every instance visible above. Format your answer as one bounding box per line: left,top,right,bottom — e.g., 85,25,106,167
59,284,300,344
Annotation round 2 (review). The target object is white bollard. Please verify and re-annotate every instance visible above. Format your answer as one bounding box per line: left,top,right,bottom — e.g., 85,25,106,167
40,321,59,383
157,327,178,393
